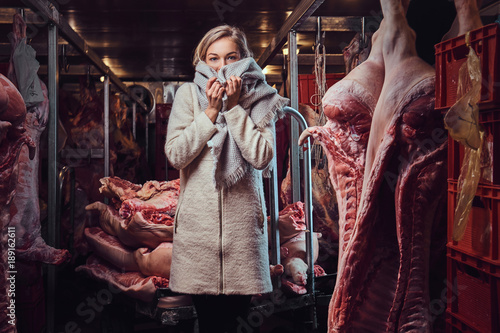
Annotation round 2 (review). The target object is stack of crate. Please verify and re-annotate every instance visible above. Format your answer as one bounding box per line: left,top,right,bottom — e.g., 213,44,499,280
435,23,500,333
298,73,344,110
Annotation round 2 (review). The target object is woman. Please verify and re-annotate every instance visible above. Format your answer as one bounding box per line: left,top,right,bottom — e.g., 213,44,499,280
165,25,288,332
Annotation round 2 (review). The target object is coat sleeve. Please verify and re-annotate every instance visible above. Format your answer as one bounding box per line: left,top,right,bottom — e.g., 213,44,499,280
165,84,218,170
224,105,274,170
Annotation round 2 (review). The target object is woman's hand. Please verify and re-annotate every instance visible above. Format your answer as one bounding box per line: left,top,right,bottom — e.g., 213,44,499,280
205,77,224,123
225,75,242,110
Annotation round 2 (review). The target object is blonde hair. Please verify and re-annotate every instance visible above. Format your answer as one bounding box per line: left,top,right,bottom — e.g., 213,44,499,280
192,25,253,67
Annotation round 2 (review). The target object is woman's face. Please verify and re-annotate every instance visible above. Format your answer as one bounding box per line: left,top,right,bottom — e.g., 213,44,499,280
205,37,241,72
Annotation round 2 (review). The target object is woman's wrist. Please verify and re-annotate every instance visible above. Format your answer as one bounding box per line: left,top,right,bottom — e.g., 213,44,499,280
205,107,219,123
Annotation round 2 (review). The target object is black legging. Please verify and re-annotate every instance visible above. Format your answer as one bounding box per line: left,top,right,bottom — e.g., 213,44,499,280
192,294,253,333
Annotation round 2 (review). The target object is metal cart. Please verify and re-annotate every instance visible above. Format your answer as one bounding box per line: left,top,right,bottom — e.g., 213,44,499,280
93,106,336,333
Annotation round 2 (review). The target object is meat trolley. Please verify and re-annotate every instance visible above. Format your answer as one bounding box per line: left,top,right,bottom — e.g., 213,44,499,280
93,106,336,333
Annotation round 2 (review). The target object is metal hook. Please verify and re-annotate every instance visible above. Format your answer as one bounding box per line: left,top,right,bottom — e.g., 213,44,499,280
360,17,366,49
61,44,70,73
86,65,91,88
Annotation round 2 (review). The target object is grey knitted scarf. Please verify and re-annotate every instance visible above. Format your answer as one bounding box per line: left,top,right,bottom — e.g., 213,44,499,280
194,57,289,189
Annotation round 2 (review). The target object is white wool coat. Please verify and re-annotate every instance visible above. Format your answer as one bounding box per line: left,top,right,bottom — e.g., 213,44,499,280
165,82,273,295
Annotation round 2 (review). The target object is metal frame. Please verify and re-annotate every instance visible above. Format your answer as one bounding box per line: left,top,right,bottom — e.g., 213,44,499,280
118,108,317,329
256,0,325,68
46,21,58,333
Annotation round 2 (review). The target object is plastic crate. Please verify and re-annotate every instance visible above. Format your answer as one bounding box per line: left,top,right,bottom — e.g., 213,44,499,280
298,73,345,109
446,254,500,333
435,23,500,111
446,312,480,333
448,108,500,185
447,181,500,264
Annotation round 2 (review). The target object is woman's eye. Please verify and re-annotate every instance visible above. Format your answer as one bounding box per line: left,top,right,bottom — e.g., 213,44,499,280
228,56,237,60
209,57,218,62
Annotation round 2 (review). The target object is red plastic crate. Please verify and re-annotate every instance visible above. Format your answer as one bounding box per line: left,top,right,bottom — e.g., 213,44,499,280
446,310,484,333
448,108,500,185
446,254,500,333
298,73,345,109
446,312,480,333
435,23,500,111
447,181,500,265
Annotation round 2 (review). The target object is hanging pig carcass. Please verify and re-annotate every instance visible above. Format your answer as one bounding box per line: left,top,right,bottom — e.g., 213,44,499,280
300,0,448,330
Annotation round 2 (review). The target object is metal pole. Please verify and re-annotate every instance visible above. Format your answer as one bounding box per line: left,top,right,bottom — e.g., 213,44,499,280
103,75,110,206
269,122,281,289
283,106,315,329
104,75,110,178
316,16,321,43
145,114,149,163
361,17,366,46
47,22,58,333
288,30,301,203
132,102,137,140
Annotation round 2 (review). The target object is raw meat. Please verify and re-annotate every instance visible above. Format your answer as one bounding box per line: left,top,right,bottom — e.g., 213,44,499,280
0,74,26,127
269,264,284,278
343,32,373,74
99,177,180,202
268,202,325,294
442,0,483,41
75,255,168,303
0,74,32,333
300,14,385,269
280,103,339,273
326,1,447,331
99,177,141,201
119,190,179,221
8,81,69,265
134,242,172,278
269,201,306,243
84,227,139,272
86,202,174,248
62,76,116,204
6,12,69,266
280,231,321,295
109,94,143,182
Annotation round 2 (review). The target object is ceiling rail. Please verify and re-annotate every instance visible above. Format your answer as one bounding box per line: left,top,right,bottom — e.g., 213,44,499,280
297,16,364,32
20,0,148,111
257,0,325,69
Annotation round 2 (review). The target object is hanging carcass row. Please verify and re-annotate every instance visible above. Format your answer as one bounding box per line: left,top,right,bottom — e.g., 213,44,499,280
6,12,70,266
0,73,34,333
300,0,448,331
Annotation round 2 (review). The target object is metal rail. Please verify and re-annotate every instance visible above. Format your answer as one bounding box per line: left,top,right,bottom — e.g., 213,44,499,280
281,106,316,329
282,107,314,295
46,21,58,333
288,31,301,203
269,122,281,290
257,0,325,68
